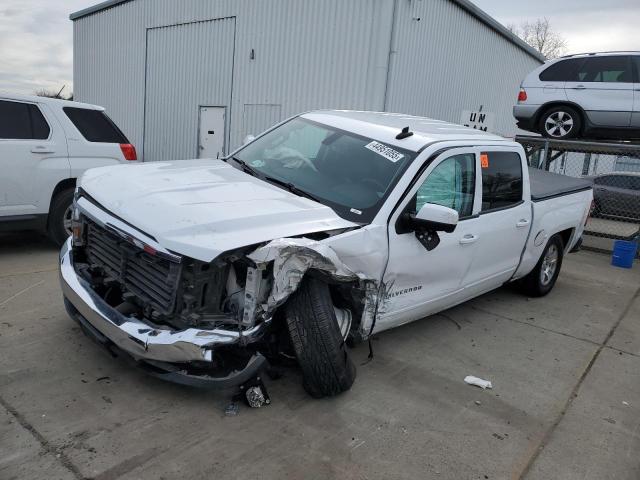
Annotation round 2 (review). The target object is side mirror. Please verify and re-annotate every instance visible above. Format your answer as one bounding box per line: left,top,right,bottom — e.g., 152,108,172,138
413,203,458,233
403,204,458,251
243,134,256,145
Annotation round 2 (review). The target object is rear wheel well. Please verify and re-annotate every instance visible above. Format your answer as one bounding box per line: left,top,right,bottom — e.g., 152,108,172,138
557,228,574,251
536,103,585,133
49,179,76,215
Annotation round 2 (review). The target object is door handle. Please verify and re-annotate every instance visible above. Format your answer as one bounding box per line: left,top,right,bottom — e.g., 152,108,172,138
31,146,54,154
459,234,478,245
571,85,586,90
516,219,530,228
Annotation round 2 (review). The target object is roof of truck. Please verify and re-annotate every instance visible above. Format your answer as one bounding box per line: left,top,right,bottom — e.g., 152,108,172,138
0,92,104,111
303,110,509,152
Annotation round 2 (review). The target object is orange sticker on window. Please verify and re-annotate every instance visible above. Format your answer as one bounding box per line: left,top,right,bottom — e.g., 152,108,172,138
480,153,489,169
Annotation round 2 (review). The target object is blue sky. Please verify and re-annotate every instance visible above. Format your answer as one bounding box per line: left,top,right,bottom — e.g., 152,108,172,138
0,0,639,95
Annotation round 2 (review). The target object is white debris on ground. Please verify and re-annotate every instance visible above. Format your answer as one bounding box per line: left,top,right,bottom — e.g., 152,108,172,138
464,375,493,389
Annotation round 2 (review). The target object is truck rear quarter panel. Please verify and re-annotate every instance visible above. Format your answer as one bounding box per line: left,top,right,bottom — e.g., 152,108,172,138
514,189,593,280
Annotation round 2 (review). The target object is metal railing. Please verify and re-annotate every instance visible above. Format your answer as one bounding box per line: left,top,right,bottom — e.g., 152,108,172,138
517,136,640,252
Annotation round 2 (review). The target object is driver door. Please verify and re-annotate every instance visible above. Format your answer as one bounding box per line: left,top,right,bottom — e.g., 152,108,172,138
376,148,483,333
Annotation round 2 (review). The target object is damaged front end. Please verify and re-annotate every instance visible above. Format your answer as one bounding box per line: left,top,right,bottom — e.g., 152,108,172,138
60,196,380,390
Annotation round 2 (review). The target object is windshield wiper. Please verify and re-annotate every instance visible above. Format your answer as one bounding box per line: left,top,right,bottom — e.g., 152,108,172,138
230,156,258,177
264,176,322,203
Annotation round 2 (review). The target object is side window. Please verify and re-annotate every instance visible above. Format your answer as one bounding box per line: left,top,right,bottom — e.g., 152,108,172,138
481,151,523,211
633,56,640,82
0,100,50,140
413,153,475,218
63,107,129,143
628,176,640,191
576,56,632,83
539,58,584,82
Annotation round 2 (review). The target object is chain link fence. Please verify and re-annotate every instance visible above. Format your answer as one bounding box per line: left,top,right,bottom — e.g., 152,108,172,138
517,136,640,254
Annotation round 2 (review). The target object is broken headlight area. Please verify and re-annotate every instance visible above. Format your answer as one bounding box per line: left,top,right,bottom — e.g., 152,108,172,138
72,221,273,334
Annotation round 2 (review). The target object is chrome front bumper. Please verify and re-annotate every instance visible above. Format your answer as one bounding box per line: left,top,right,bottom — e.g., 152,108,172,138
59,238,265,365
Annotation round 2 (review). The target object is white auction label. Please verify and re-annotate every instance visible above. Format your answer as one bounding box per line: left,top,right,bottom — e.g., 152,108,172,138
365,141,404,163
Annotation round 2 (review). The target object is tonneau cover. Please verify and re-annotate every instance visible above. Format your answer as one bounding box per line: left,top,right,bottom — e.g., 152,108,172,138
528,168,592,201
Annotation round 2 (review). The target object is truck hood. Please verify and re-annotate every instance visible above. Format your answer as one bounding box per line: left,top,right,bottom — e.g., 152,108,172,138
79,159,357,262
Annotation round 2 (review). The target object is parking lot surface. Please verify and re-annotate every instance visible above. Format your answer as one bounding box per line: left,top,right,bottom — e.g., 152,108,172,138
1,232,639,480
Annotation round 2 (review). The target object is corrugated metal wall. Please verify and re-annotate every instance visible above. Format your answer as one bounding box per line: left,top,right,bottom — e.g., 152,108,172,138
144,18,235,161
73,0,541,161
385,0,541,136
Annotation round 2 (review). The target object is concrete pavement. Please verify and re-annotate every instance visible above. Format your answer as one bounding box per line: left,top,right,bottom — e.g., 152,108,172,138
1,231,638,480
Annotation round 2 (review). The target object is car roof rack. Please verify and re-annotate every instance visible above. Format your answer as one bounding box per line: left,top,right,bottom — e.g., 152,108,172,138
560,51,640,58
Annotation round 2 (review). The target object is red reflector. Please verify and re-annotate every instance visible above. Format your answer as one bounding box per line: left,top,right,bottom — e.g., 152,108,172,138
143,244,157,255
517,88,527,102
120,143,137,161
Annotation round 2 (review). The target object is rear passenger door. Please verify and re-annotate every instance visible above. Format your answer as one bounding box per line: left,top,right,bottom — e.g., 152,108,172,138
565,55,634,127
0,100,67,216
462,149,531,294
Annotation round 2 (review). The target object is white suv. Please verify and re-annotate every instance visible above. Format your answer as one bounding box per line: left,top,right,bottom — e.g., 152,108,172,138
514,52,640,140
0,93,138,245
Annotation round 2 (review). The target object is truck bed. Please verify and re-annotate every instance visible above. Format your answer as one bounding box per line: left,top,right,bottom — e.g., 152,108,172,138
528,168,593,202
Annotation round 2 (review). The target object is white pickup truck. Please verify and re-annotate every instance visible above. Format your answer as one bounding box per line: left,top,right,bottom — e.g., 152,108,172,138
59,111,593,399
0,93,137,245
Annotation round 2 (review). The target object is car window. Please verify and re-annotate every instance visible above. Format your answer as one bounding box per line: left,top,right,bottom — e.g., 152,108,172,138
413,153,475,218
628,176,640,191
235,117,416,223
539,58,584,82
481,151,523,211
0,100,50,140
633,56,640,82
63,107,129,143
575,56,632,83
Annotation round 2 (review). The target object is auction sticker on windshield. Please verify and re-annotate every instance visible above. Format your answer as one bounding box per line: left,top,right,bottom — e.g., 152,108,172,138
365,141,404,163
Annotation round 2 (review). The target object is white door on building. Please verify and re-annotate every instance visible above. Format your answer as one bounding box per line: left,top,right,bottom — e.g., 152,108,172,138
198,107,225,159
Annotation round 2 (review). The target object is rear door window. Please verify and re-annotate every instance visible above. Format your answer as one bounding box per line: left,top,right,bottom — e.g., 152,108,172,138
539,58,585,82
628,176,640,191
575,56,633,83
480,151,523,212
0,100,50,140
63,107,128,143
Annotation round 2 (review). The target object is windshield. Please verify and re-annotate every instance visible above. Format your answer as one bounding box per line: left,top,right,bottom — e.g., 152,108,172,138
233,117,416,223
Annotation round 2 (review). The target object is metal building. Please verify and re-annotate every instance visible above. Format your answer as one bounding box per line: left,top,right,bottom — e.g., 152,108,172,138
71,0,543,161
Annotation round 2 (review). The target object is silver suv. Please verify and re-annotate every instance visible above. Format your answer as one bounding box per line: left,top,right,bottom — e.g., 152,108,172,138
514,52,640,140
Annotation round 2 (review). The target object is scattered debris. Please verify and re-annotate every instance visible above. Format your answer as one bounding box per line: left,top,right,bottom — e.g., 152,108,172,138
245,386,268,408
224,402,239,416
475,400,482,406
464,376,493,389
238,376,271,408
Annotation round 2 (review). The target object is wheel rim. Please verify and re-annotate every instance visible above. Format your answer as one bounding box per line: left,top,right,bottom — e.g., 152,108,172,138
62,205,74,235
544,111,574,138
333,307,352,341
540,244,559,286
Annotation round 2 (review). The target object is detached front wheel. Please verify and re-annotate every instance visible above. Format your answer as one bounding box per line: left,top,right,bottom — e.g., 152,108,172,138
519,234,564,297
284,277,356,398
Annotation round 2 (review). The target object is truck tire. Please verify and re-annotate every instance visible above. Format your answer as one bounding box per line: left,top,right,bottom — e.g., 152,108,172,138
284,277,356,398
47,188,75,247
538,106,581,139
519,234,564,297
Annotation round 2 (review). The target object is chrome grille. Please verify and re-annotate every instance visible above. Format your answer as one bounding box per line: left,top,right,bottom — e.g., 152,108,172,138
85,221,181,314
